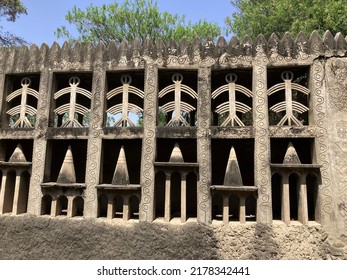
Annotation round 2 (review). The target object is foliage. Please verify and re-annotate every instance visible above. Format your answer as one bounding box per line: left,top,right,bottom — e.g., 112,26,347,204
136,109,166,127
0,0,27,46
226,0,347,39
55,0,221,45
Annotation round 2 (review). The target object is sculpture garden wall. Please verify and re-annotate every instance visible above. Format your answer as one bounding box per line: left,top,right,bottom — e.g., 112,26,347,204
0,30,346,259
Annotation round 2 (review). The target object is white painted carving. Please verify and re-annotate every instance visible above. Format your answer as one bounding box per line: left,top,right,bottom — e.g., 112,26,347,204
158,73,198,126
268,71,310,126
6,77,39,128
212,73,252,126
106,75,144,127
54,76,92,127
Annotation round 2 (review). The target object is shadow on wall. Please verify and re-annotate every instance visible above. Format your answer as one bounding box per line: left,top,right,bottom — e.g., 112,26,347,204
0,216,331,259
247,224,280,259
0,216,219,260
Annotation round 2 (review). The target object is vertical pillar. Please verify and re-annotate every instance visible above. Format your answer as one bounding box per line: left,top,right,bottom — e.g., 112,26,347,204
320,58,347,232
107,195,114,219
239,195,246,224
309,60,333,228
181,173,187,223
123,195,130,221
164,173,171,222
253,53,272,224
223,195,229,225
0,73,7,127
84,45,106,218
12,172,21,215
298,173,308,225
67,196,74,218
27,68,52,215
0,170,7,214
140,64,158,222
282,173,290,224
52,198,59,217
197,68,212,224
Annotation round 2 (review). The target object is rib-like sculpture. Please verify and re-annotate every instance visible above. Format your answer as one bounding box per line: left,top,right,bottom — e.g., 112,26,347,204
158,73,198,126
106,75,144,127
54,76,92,127
212,73,252,126
268,71,310,126
6,77,39,128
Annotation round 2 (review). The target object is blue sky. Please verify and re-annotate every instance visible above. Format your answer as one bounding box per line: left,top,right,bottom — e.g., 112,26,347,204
1,0,235,46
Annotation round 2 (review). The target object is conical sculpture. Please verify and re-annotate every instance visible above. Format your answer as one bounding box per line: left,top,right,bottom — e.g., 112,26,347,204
9,144,27,163
283,142,301,164
112,146,130,185
169,143,184,163
57,145,76,183
223,146,243,186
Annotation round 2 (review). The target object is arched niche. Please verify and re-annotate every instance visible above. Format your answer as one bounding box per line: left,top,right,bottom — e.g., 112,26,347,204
154,171,166,219
3,170,16,214
271,173,282,220
229,195,240,221
72,196,84,217
41,194,52,215
246,195,257,221
114,195,123,218
130,195,140,219
170,171,181,219
97,194,108,218
289,173,300,220
17,170,30,214
307,173,319,222
186,172,197,219
56,195,68,216
212,193,223,221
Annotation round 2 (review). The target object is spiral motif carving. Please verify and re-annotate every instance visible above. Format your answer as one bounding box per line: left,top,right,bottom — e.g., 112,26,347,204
197,68,211,222
253,63,271,221
312,60,332,221
140,64,157,220
85,61,103,215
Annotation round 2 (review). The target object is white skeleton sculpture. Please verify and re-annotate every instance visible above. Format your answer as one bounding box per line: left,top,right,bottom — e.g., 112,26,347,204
54,76,92,127
106,75,144,127
212,73,253,126
268,71,310,126
158,73,198,126
6,77,39,128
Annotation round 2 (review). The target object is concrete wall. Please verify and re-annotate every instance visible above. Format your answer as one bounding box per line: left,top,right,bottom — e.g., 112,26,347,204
0,215,345,260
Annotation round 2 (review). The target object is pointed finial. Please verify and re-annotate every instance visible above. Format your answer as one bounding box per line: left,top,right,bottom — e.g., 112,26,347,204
57,145,76,183
283,142,301,164
223,146,243,186
9,144,27,163
169,143,184,163
112,146,130,185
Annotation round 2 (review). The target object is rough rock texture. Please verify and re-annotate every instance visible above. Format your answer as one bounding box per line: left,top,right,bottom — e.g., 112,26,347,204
0,216,344,260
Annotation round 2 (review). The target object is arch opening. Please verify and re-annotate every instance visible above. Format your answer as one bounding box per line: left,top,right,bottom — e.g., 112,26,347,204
56,195,68,216
154,171,165,219
97,194,108,218
289,173,299,220
271,173,282,220
186,172,197,219
41,194,52,215
229,195,239,221
72,196,84,217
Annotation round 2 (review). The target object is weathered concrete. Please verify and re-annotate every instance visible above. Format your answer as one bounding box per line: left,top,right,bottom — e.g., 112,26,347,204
0,215,343,260
0,31,346,259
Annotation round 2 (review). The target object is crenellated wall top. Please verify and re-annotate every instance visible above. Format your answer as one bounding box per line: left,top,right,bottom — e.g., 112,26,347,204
0,30,347,72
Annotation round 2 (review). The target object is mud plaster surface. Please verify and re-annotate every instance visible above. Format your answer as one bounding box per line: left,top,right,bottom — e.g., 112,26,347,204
0,216,345,260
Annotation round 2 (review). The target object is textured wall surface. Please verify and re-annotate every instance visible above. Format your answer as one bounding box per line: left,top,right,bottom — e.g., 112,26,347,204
0,216,345,260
